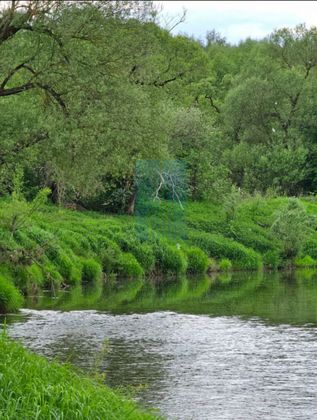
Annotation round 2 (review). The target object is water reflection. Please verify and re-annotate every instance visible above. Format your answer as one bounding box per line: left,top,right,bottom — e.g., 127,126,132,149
3,270,317,419
24,269,317,325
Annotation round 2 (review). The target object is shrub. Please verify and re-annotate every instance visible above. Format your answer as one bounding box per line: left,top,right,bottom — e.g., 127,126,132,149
302,238,317,259
228,221,274,253
185,247,209,274
271,198,314,259
57,229,91,255
112,232,155,273
188,230,261,270
219,258,232,271
116,253,144,277
130,244,155,273
54,250,82,285
42,261,63,288
154,241,188,274
81,259,102,282
0,275,23,313
294,255,316,268
99,240,122,274
15,263,44,293
263,250,281,270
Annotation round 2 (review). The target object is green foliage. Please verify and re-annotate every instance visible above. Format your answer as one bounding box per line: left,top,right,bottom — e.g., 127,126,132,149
42,260,63,287
116,253,144,278
55,252,82,285
15,264,44,294
294,255,316,268
188,230,262,270
0,0,317,205
185,247,209,274
0,275,23,313
0,335,155,419
81,259,102,283
302,238,317,259
271,198,313,259
2,194,317,308
262,250,281,270
219,258,232,271
153,241,188,274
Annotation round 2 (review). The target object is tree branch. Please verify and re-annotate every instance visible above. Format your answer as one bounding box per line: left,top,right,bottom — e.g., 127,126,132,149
0,130,49,166
205,95,221,113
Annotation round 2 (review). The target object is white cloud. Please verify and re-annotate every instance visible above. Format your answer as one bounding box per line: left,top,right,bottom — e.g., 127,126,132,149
155,1,317,43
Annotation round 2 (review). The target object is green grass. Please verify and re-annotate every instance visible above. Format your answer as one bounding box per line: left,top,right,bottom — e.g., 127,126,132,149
0,334,157,420
1,195,317,312
0,275,23,314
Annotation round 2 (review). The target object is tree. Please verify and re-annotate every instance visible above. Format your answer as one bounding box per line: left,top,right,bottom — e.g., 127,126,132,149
271,198,313,259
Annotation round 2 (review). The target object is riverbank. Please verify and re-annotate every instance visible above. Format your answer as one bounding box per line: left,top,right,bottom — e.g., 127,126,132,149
5,271,317,419
0,333,157,419
1,195,317,313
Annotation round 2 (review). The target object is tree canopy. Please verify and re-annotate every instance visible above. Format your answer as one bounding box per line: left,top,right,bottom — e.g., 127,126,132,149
1,1,317,211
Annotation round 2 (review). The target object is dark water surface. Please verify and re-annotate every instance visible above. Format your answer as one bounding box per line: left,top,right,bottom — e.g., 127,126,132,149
3,270,317,419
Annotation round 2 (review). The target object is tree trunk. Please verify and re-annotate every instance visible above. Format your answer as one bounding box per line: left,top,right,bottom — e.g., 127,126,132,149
126,190,137,215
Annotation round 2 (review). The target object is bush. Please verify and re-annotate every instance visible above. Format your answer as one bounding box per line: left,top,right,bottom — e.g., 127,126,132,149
81,259,102,282
294,255,316,268
228,221,274,253
112,232,155,273
271,198,313,259
0,275,23,313
15,263,44,294
154,241,188,274
263,250,281,270
219,258,232,271
116,253,144,277
130,244,155,273
302,238,317,259
188,230,261,270
99,240,122,274
185,247,209,274
56,252,82,285
42,260,63,287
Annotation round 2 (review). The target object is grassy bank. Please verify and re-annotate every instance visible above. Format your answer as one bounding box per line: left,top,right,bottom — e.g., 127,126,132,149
1,195,317,312
0,333,157,419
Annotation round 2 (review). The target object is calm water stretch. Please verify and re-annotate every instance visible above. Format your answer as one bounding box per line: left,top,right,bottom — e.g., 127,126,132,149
2,271,317,419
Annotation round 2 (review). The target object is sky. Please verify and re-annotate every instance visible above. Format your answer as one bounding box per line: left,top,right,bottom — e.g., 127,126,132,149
156,1,317,44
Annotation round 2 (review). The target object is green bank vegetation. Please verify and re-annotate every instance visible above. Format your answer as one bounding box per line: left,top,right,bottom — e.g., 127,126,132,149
1,192,317,314
1,1,317,312
2,1,317,416
0,333,157,419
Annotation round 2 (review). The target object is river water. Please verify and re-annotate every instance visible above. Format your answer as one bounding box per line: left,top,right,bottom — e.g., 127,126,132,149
2,270,317,419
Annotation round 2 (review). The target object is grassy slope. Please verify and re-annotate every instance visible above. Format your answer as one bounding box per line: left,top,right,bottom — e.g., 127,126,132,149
1,196,317,312
1,196,317,418
0,334,157,420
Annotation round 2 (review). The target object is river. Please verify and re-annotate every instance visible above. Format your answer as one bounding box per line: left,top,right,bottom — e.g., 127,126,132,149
2,270,317,419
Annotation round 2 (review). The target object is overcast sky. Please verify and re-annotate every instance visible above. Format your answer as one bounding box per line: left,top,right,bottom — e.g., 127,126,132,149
156,1,317,43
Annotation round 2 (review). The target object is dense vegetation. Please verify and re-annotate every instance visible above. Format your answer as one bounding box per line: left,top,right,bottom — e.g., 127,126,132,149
2,1,317,416
1,192,317,313
1,0,317,309
0,333,156,419
2,1,317,210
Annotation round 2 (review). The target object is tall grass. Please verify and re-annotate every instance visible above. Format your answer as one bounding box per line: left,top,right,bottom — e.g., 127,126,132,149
1,195,317,311
0,334,157,419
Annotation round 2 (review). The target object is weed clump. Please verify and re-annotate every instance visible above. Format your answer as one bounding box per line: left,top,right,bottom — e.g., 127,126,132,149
0,275,23,313
185,247,209,274
81,259,102,282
